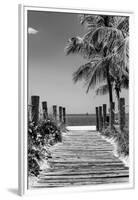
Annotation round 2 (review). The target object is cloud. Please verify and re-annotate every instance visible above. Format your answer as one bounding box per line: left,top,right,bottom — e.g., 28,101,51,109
28,27,38,34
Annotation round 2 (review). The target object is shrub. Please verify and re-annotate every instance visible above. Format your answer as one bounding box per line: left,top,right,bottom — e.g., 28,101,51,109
101,126,117,138
28,119,62,177
115,128,129,156
101,126,129,156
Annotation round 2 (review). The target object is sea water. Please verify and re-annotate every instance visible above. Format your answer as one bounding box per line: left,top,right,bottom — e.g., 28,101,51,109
66,114,96,126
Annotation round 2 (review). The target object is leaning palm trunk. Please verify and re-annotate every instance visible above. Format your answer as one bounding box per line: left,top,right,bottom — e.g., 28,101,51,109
115,88,120,125
106,63,114,129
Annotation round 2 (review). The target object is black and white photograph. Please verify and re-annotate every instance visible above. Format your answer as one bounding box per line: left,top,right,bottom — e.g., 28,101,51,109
1,0,138,198
21,6,133,192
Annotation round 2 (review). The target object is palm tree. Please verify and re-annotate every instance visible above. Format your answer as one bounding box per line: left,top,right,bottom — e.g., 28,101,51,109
95,66,129,111
65,15,129,129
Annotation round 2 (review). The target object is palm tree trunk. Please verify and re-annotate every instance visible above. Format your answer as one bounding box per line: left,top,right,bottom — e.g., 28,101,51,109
115,88,120,124
116,89,120,110
106,64,113,129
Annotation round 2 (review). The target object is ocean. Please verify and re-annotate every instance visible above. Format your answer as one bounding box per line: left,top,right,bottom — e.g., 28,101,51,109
66,113,129,127
66,114,96,126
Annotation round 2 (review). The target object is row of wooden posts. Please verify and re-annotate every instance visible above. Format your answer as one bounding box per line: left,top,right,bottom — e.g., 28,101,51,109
30,96,126,129
30,95,66,124
95,98,126,131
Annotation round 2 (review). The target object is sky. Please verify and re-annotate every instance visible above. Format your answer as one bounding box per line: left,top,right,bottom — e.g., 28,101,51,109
28,10,129,114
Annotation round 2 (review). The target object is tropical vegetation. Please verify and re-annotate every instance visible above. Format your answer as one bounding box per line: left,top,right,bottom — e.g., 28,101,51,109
28,118,62,177
65,15,129,157
65,15,129,129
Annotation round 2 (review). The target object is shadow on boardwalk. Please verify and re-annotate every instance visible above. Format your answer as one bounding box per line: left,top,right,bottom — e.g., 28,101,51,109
32,130,129,188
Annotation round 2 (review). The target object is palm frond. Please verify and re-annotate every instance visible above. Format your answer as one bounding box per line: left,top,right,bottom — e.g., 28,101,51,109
92,27,123,51
65,36,96,59
73,62,92,83
85,59,107,92
95,84,109,95
122,67,129,79
83,26,124,57
73,58,107,93
65,37,83,55
108,16,127,29
113,37,129,71
121,73,129,89
121,79,129,89
117,17,129,37
108,63,129,91
79,15,105,29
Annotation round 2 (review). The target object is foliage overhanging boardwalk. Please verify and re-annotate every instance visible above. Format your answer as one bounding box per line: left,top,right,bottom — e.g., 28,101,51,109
32,130,129,188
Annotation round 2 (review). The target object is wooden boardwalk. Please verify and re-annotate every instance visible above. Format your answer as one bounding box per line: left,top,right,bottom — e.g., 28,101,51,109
32,130,129,188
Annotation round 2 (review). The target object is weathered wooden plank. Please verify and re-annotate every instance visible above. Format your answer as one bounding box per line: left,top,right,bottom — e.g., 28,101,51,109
42,101,48,119
39,172,129,179
38,176,129,183
63,107,66,124
98,106,103,131
59,106,63,123
34,177,128,188
110,102,115,128
31,129,129,188
103,104,107,128
40,169,128,176
53,105,57,121
119,98,125,131
96,107,99,131
31,96,40,124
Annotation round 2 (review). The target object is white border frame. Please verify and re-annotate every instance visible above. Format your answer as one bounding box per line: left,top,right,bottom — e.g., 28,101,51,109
18,4,135,196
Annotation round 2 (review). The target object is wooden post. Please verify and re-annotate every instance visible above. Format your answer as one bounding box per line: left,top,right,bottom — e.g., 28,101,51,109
95,107,99,131
119,98,125,131
113,102,115,125
110,102,115,129
53,105,57,121
59,106,63,123
98,106,103,131
42,101,48,120
103,104,107,128
106,115,109,124
63,107,66,124
31,96,40,124
28,105,32,122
